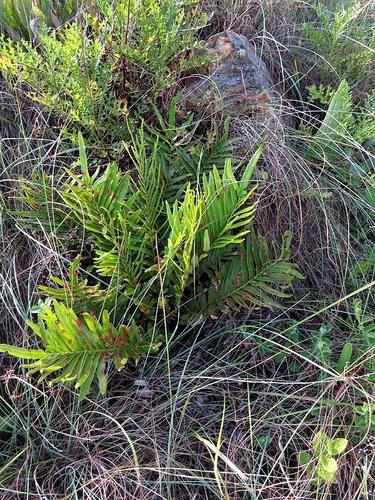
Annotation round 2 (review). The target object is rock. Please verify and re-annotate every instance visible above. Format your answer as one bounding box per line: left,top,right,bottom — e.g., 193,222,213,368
182,31,277,116
133,379,147,387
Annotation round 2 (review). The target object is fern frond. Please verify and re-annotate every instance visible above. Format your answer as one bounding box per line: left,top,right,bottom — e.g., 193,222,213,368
160,185,204,299
142,99,232,201
62,141,152,283
37,256,115,314
187,231,303,322
126,125,166,237
0,301,160,399
197,150,261,254
156,150,261,302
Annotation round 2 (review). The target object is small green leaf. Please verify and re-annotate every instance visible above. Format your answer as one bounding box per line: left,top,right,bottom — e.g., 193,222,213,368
203,229,210,252
240,146,262,190
327,438,348,456
336,343,353,373
313,431,329,456
298,451,311,466
316,454,338,482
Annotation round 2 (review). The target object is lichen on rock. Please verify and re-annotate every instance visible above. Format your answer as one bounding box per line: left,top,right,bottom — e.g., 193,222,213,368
182,31,278,117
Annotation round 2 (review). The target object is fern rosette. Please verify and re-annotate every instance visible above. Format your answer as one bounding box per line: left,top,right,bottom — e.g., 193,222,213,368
0,128,302,397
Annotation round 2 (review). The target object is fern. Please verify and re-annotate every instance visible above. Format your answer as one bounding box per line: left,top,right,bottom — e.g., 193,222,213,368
162,185,204,299
142,96,232,201
126,126,166,237
62,135,151,285
301,1,375,86
0,301,161,399
1,134,302,397
198,154,259,252
153,150,261,303
37,256,115,314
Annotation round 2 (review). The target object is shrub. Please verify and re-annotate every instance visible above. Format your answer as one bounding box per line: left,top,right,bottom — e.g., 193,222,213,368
304,80,375,217
301,0,375,88
0,1,208,147
98,0,209,91
0,18,123,145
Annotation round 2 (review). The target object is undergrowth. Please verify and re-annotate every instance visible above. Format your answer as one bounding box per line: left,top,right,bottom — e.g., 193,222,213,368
0,0,374,498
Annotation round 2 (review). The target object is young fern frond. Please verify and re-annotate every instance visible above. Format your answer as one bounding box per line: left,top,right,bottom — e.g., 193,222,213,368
154,149,261,302
161,186,204,300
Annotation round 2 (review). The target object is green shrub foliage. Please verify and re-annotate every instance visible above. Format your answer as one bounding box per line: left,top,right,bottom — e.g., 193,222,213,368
302,0,375,87
0,0,208,146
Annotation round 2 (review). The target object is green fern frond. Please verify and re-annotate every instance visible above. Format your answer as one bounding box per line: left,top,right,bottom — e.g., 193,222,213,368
62,141,151,283
197,150,261,253
187,231,303,322
142,98,231,201
156,149,261,302
126,126,166,237
37,256,115,314
161,185,204,298
0,300,161,399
